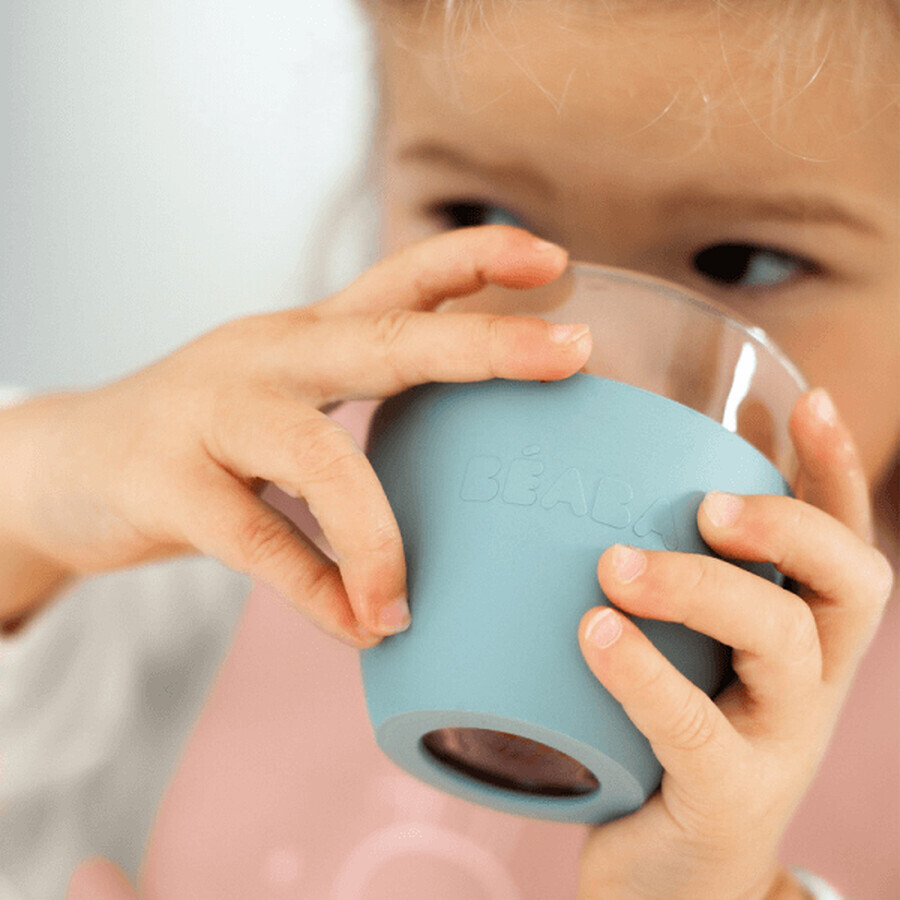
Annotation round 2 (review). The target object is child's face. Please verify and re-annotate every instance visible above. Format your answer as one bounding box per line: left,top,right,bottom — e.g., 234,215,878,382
370,2,899,487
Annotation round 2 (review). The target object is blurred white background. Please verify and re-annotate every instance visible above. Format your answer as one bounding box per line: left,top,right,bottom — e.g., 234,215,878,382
0,2,379,895
1,0,377,392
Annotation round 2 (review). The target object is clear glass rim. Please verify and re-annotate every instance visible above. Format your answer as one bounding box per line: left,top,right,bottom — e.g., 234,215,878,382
566,260,810,396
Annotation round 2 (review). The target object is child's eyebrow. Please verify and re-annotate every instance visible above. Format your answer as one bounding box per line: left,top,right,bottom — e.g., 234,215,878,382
397,140,883,238
660,187,883,237
396,140,557,199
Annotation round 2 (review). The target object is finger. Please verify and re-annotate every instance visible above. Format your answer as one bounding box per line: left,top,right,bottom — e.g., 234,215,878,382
597,545,822,728
176,460,385,649
698,491,894,685
67,857,140,900
202,401,409,640
312,225,568,317
286,308,592,408
578,606,741,791
789,387,874,543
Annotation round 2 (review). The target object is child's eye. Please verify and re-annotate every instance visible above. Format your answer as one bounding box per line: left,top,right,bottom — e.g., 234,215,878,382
692,243,815,289
429,205,814,292
431,201,527,230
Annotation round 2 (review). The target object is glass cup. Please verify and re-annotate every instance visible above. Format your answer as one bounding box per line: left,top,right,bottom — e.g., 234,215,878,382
354,262,808,824
437,262,806,483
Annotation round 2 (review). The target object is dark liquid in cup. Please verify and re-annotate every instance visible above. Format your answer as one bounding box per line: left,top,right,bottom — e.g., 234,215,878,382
421,727,599,797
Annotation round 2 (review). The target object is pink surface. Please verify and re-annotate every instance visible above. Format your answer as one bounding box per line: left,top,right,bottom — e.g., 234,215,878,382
779,583,900,897
138,399,898,899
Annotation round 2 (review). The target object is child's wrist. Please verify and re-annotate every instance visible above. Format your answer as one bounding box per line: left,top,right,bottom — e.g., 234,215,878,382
0,393,80,631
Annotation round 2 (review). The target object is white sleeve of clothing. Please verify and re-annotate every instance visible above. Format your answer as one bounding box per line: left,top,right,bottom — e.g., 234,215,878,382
790,866,845,898
0,381,250,899
0,384,33,409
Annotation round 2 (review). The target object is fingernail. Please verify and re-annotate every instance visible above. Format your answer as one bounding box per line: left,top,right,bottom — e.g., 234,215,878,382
585,608,622,649
378,597,411,633
611,544,646,583
809,387,837,426
549,323,590,344
703,491,743,528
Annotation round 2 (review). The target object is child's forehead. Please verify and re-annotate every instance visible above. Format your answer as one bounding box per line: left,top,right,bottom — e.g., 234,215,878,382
374,2,897,207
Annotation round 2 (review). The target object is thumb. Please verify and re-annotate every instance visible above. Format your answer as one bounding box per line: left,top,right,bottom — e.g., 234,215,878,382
67,856,140,900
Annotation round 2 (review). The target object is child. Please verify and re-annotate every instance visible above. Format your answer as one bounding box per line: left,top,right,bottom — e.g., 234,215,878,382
4,0,897,897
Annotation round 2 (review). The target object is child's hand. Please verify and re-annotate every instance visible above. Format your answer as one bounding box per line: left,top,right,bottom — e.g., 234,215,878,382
1,226,588,646
575,389,894,899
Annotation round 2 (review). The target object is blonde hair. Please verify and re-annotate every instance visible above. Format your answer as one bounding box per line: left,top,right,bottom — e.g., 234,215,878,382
363,0,899,102
361,0,898,163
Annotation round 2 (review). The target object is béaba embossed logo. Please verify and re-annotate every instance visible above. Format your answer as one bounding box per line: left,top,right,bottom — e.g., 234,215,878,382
459,444,680,550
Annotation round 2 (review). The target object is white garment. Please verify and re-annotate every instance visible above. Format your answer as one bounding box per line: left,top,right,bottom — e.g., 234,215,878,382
792,867,846,900
0,386,250,900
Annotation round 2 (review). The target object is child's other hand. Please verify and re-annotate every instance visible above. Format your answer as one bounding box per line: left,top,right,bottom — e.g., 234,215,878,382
0,227,588,647
575,389,894,899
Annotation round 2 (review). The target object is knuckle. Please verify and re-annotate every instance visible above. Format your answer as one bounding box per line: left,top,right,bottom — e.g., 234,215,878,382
666,694,717,752
373,307,415,354
408,263,443,306
482,315,507,377
285,416,361,483
365,517,404,559
485,313,506,342
633,657,669,710
307,444,364,487
780,600,821,667
372,308,420,384
233,510,295,571
303,558,341,608
685,556,719,608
